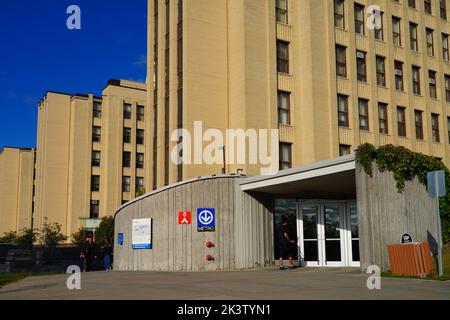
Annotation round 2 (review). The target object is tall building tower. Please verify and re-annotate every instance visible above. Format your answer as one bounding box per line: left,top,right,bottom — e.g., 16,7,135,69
0,147,35,235
148,0,450,189
34,80,148,237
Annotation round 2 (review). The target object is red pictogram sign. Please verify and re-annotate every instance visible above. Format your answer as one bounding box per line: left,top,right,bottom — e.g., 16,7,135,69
178,211,191,225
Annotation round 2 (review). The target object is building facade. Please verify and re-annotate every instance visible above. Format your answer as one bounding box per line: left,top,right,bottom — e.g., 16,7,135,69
0,147,35,235
148,0,450,189
34,80,148,237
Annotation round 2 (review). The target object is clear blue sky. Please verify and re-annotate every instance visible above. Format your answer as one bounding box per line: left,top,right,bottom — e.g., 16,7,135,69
0,0,147,149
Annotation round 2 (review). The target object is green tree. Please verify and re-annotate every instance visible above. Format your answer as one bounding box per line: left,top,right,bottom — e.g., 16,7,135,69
38,218,68,247
16,228,38,247
0,231,18,244
95,216,115,246
136,187,146,197
70,228,89,247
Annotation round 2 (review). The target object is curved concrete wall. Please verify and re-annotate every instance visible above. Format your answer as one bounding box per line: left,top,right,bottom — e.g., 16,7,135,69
114,176,274,271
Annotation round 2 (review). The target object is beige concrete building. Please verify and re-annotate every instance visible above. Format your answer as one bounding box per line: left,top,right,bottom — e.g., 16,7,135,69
148,0,450,189
0,147,35,235
34,80,148,237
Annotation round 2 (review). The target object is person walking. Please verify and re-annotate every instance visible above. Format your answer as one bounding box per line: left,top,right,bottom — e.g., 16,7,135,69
278,216,296,270
80,235,97,272
102,239,113,271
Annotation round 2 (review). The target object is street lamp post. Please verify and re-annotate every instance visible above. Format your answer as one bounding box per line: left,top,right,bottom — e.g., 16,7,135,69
219,145,226,174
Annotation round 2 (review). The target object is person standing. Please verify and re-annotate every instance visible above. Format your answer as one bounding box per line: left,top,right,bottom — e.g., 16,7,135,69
80,235,97,272
102,239,113,271
278,216,296,270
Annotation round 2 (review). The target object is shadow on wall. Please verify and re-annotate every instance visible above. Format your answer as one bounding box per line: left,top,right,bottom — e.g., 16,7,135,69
427,230,438,256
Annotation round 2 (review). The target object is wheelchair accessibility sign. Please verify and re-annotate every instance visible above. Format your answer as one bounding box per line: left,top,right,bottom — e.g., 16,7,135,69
197,208,215,232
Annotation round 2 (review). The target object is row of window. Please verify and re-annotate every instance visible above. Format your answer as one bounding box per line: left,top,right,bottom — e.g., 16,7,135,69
122,176,144,193
93,102,145,121
91,151,145,169
337,46,450,99
338,95,445,143
89,172,143,219
336,0,448,34
92,127,145,145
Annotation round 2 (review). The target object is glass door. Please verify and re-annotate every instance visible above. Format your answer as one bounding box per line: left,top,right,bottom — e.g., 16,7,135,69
298,205,320,266
298,202,346,267
346,202,360,267
322,204,345,267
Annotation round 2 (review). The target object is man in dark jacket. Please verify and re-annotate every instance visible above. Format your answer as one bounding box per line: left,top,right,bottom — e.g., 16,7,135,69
80,235,97,272
278,216,296,270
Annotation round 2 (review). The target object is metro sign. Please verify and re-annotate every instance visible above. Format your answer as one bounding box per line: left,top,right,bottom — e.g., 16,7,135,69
178,211,191,225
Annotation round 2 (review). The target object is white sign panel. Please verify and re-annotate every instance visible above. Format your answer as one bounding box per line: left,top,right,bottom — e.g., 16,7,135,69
132,218,152,249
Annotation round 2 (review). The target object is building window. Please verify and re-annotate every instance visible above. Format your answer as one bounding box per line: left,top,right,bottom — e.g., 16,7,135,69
425,0,432,14
432,113,441,142
92,126,101,143
378,103,388,134
91,175,100,192
354,3,365,35
123,128,132,144
279,143,292,170
123,151,131,168
392,17,401,46
338,94,349,127
136,153,144,169
276,0,288,24
412,66,421,95
409,22,418,51
376,56,386,86
447,117,450,143
93,102,102,118
278,91,291,125
123,103,132,119
90,200,99,219
395,61,404,91
335,0,345,29
137,105,145,121
374,11,384,41
336,45,347,77
277,41,290,74
397,107,407,137
92,151,101,167
356,50,367,82
429,70,437,99
445,75,450,102
441,0,448,19
409,0,416,8
122,176,131,192
443,33,449,60
137,129,145,145
426,28,434,56
358,99,369,131
339,144,351,156
136,177,144,195
415,110,424,140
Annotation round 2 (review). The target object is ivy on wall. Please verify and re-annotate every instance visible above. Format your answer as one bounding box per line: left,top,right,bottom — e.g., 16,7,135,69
355,143,449,243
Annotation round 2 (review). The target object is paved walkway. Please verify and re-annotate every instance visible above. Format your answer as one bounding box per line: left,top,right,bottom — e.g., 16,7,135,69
0,268,449,300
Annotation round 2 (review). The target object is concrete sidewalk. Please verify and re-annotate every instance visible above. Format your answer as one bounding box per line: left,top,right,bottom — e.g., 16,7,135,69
0,268,449,300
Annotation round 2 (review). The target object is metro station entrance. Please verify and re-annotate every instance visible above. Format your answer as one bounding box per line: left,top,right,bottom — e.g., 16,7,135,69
298,201,359,267
274,199,360,267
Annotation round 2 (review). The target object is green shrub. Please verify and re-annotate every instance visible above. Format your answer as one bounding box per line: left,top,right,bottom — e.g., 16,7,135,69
356,143,450,243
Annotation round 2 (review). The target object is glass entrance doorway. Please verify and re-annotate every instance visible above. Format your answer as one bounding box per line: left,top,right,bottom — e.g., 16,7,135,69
274,199,359,267
298,201,359,267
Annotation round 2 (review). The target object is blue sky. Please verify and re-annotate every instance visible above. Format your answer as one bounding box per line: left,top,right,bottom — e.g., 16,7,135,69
0,0,147,149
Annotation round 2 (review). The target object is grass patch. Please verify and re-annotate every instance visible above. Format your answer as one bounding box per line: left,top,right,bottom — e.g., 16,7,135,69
0,271,62,288
383,244,450,281
0,273,31,288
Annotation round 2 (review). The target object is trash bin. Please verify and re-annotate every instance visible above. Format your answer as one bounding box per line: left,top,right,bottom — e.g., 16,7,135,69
387,242,433,277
